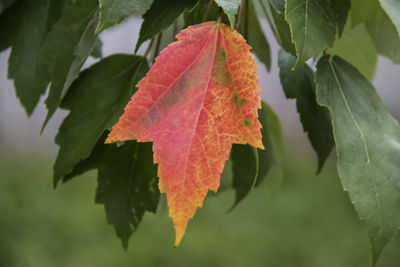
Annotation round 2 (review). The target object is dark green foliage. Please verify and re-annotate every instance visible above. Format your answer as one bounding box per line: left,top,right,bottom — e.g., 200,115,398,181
54,55,149,186
96,0,153,33
351,0,400,64
0,0,63,115
255,101,284,186
230,144,258,209
135,0,198,52
278,50,334,173
65,133,159,248
239,0,271,71
316,55,400,266
261,0,295,55
230,101,284,209
40,0,99,128
285,0,350,68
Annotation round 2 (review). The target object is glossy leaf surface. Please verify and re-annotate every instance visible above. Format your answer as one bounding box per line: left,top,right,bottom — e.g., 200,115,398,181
107,21,263,246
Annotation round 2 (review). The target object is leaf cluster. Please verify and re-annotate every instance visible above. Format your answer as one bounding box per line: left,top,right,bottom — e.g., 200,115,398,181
2,0,400,264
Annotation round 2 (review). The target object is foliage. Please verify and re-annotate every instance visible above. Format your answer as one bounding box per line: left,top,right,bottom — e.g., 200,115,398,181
1,0,400,265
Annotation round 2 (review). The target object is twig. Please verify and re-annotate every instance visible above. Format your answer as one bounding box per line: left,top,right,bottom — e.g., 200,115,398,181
153,33,163,63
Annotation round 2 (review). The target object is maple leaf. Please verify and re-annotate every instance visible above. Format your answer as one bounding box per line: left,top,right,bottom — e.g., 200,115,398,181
106,21,263,246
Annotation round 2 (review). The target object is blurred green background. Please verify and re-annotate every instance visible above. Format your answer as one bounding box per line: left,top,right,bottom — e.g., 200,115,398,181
1,148,400,267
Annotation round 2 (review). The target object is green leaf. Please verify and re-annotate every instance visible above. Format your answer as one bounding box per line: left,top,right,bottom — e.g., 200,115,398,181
40,0,99,128
0,0,62,115
240,0,271,71
278,49,334,173
328,22,377,81
263,0,296,55
54,55,149,186
65,134,159,249
316,55,400,265
184,0,230,27
135,0,198,52
96,0,153,33
269,0,284,12
91,37,103,58
229,102,284,206
0,0,15,11
285,0,350,68
214,0,241,28
230,144,259,209
255,101,285,186
351,0,400,64
379,0,400,36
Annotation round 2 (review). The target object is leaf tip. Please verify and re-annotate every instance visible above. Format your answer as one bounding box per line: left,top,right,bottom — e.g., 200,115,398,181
173,224,186,247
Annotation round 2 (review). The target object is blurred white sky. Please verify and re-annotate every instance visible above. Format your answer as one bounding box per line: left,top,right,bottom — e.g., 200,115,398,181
1,18,399,158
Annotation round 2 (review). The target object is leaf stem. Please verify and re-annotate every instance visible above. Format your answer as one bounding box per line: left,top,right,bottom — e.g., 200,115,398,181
202,0,214,21
143,38,155,58
173,20,178,37
258,0,280,44
217,7,223,23
236,0,244,30
244,0,249,39
153,33,163,63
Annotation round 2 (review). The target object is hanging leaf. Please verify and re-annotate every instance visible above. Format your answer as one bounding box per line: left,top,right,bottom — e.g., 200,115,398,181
351,0,400,64
135,0,197,52
239,0,271,71
0,0,64,115
230,144,259,209
285,0,350,68
106,21,263,246
96,0,153,33
278,49,334,173
316,55,400,266
40,0,99,128
255,101,284,186
230,101,285,208
54,55,149,186
64,134,159,249
328,21,377,81
379,0,400,36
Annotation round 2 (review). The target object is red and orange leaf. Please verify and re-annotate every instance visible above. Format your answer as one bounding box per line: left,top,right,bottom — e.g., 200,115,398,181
106,21,263,246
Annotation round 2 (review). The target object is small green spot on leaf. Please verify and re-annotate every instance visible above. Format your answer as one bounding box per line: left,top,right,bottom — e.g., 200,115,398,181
232,93,247,108
243,119,252,127
219,49,226,61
